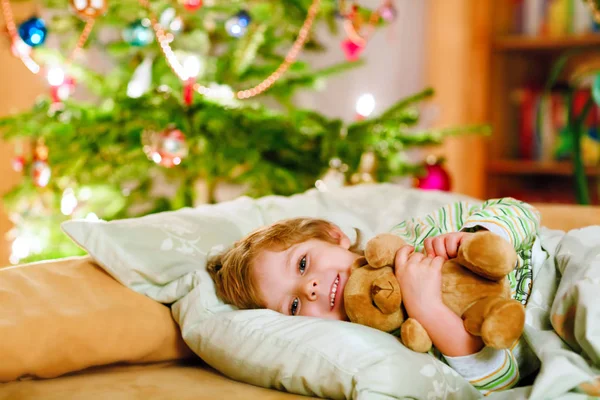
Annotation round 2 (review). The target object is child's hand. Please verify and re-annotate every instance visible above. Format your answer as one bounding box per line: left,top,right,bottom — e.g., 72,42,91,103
423,232,475,260
394,246,445,320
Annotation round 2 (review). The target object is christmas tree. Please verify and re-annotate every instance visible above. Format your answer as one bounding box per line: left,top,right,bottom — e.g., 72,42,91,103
1,0,486,264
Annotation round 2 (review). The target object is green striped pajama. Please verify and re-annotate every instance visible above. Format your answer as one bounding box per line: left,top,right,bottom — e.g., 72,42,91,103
389,198,541,395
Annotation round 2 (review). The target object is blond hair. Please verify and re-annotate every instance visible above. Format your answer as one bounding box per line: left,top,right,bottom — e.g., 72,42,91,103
207,218,347,310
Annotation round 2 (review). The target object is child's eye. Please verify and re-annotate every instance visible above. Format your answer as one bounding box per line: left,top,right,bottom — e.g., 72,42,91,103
298,255,307,274
290,298,299,316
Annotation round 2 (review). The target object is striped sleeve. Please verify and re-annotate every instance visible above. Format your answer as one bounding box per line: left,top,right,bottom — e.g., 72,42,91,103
389,201,476,250
461,198,540,252
444,347,520,395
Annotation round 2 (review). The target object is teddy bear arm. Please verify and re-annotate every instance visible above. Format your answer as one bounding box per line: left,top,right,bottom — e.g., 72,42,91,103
400,318,432,353
457,231,518,281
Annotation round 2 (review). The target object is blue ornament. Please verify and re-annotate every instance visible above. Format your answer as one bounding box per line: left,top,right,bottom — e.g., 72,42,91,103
18,17,47,47
225,11,251,38
122,19,154,47
236,10,251,27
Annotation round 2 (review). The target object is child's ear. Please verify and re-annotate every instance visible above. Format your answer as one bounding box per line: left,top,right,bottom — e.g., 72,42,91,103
329,225,352,249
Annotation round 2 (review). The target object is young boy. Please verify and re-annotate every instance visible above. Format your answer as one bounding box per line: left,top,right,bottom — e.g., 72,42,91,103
208,197,543,395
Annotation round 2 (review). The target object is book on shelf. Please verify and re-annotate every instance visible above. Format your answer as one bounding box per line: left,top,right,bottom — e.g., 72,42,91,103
515,86,600,165
512,0,596,36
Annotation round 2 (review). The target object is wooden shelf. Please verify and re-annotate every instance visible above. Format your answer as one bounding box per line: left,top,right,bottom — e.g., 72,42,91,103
488,160,600,176
493,34,600,51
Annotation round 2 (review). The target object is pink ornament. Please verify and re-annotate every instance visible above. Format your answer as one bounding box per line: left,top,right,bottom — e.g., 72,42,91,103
379,4,397,22
416,163,451,191
182,0,202,11
341,38,364,62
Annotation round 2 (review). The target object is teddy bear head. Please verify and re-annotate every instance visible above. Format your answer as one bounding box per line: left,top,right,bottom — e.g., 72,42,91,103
343,256,405,332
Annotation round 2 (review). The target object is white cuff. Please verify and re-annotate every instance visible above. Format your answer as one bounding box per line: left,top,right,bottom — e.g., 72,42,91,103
443,346,507,380
461,222,511,244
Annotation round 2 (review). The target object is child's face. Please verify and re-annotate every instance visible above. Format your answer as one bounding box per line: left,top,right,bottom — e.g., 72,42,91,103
252,236,361,321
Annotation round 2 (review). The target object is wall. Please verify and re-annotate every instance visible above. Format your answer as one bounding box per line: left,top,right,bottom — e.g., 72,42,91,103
0,2,45,266
297,0,428,123
425,0,489,199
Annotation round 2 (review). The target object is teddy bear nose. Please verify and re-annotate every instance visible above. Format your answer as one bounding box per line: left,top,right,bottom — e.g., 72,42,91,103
371,285,382,297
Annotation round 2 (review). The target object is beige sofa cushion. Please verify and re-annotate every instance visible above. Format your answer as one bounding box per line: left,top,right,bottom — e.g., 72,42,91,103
0,256,192,382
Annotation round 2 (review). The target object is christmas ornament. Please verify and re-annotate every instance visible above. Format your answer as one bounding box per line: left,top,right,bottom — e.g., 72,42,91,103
143,127,188,168
181,0,202,11
584,0,600,23
69,0,108,19
183,79,194,105
12,155,25,172
127,57,153,98
123,19,154,46
415,156,451,191
236,10,251,26
379,0,397,22
338,0,395,59
315,158,348,192
225,11,251,38
350,151,377,185
18,17,47,47
31,160,51,187
31,141,51,188
50,76,76,103
341,38,364,62
11,142,25,173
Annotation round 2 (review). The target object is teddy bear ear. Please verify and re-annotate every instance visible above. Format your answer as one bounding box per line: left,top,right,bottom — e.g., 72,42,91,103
351,256,369,271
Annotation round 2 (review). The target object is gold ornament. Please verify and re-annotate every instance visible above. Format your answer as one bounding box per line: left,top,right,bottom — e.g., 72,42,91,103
315,158,348,191
585,0,600,23
350,151,377,185
69,0,108,19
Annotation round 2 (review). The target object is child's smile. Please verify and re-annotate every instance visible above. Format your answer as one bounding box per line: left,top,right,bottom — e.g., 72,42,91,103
252,237,360,321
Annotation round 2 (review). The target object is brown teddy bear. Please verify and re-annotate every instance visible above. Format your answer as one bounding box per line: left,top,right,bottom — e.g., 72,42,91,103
343,232,526,353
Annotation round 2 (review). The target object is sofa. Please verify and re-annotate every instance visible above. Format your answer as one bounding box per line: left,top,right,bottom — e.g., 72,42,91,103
1,187,599,400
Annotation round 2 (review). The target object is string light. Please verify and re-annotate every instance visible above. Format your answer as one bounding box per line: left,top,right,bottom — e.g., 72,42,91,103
60,188,78,216
356,93,375,117
138,0,321,99
47,66,66,86
3,0,320,100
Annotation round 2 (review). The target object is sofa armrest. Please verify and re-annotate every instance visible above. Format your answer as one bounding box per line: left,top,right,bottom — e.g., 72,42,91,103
533,203,600,231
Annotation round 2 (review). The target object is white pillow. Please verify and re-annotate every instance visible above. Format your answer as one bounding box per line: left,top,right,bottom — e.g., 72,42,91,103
62,184,481,399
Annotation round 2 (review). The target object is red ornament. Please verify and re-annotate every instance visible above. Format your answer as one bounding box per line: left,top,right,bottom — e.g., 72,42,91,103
183,78,195,106
50,77,76,103
31,160,51,187
143,127,188,168
31,141,51,187
416,161,451,191
341,38,364,62
182,0,202,11
12,155,25,172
